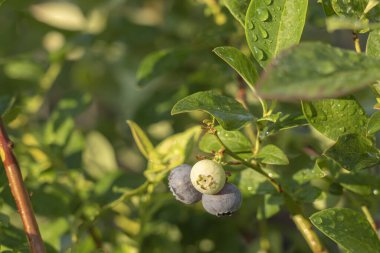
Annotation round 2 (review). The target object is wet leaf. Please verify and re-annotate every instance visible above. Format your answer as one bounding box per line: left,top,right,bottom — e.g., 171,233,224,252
171,90,253,130
245,0,308,67
310,208,380,253
257,42,380,100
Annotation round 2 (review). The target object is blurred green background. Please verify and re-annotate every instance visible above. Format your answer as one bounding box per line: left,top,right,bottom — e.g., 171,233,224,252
0,0,371,252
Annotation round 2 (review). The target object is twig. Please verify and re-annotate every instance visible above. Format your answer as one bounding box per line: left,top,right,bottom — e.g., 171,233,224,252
212,130,282,193
285,194,328,253
0,118,46,253
210,129,328,252
352,32,362,53
361,206,378,236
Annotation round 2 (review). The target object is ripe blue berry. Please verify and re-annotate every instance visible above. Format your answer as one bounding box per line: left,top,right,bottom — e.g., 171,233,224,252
168,164,202,204
190,160,226,194
202,183,242,216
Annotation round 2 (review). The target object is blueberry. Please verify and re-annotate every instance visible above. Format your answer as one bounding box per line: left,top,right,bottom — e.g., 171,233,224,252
190,160,226,194
168,164,202,204
202,183,242,216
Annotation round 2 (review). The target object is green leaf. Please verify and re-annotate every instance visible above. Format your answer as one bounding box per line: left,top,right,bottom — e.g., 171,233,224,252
331,0,368,18
337,173,380,196
258,113,307,136
257,194,283,220
245,0,308,67
293,163,326,184
367,111,380,135
321,0,337,16
136,48,187,86
256,144,289,165
199,126,251,154
324,134,380,171
213,46,259,88
293,185,322,203
302,97,368,141
222,0,250,27
171,90,253,130
257,42,380,100
127,120,155,159
4,60,43,81
238,168,276,195
366,29,380,58
83,131,118,179
310,208,380,253
145,126,201,181
326,16,369,33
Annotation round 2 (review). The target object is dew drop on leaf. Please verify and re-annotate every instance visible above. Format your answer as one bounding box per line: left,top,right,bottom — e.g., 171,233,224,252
317,62,336,75
253,33,258,41
264,0,273,5
253,47,264,60
338,127,345,133
258,26,268,38
257,8,269,22
247,20,255,30
314,217,323,225
373,189,379,195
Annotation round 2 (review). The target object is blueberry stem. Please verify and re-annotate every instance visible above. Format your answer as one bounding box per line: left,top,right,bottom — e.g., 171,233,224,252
213,130,282,193
213,128,328,253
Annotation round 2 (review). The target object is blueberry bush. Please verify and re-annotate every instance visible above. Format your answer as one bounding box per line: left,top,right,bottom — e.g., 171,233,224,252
0,0,380,252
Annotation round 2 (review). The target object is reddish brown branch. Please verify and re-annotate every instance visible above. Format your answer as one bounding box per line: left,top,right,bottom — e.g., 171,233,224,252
0,118,46,253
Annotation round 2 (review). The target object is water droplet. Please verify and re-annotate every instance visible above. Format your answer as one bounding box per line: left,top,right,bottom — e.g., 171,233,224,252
258,26,268,38
247,20,255,30
264,0,273,5
373,189,379,195
257,8,269,22
339,127,345,133
314,217,323,225
253,47,264,60
317,62,336,75
253,33,258,41
337,215,344,222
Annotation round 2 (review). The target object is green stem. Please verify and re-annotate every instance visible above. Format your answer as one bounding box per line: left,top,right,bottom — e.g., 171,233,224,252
213,131,282,193
102,182,150,211
353,32,362,53
212,129,328,253
361,206,378,235
285,194,329,253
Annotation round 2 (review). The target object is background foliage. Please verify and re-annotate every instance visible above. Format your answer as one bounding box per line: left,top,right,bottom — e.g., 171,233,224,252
0,0,379,253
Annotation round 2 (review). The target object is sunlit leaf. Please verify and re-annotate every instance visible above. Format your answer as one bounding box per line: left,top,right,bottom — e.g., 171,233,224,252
324,134,380,171
83,131,118,179
257,42,380,100
256,144,289,165
127,120,155,159
310,208,380,253
222,0,250,26
302,97,368,141
245,0,308,67
213,46,259,88
171,90,253,130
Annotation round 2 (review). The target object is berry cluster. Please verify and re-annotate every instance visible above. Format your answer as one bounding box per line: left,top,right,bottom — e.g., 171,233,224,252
168,160,242,217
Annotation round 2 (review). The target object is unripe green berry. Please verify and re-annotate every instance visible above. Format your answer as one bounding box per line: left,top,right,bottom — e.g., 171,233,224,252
190,159,226,194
